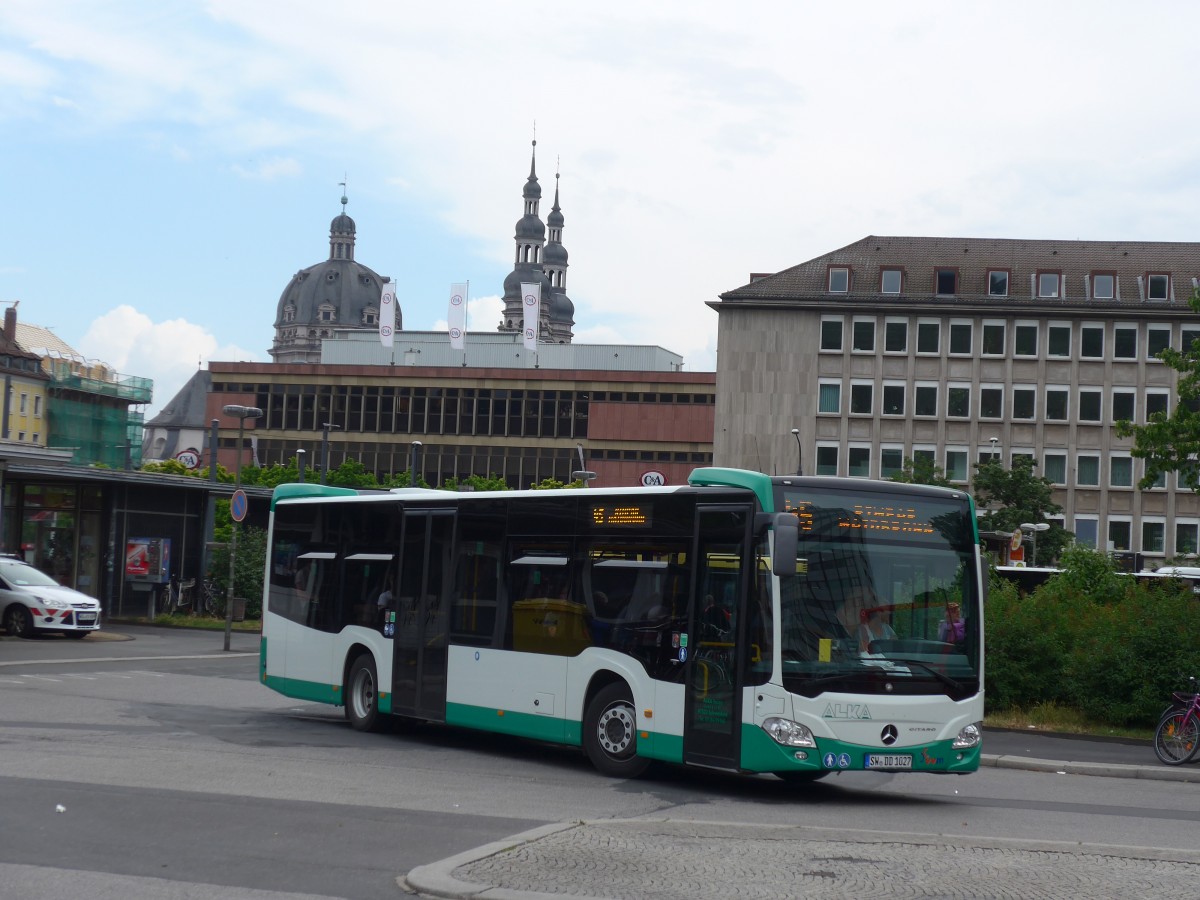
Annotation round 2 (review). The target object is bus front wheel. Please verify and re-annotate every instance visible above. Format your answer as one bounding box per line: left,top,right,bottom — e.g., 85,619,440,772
346,655,383,733
584,683,649,778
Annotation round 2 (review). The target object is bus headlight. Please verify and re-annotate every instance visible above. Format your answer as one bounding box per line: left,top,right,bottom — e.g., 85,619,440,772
762,717,816,748
952,722,982,749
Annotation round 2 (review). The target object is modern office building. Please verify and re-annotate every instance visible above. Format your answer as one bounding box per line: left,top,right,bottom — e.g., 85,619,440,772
712,235,1200,563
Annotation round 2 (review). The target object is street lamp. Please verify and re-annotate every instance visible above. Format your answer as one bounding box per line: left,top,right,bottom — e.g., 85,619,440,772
1020,522,1050,566
790,428,803,476
572,441,596,487
222,404,262,651
989,436,999,461
296,448,306,483
409,440,422,487
320,422,341,484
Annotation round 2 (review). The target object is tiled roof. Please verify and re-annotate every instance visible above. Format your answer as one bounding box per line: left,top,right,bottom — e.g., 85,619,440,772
720,235,1200,308
14,322,82,357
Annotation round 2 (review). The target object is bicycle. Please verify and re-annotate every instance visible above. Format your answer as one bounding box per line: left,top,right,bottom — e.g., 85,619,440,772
158,578,196,616
197,578,220,616
1153,677,1200,765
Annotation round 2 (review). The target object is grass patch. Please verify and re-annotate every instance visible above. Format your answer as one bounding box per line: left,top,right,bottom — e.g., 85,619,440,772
985,702,1153,742
113,614,261,633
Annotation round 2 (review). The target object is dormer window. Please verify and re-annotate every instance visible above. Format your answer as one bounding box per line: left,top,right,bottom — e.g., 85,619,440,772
1147,273,1170,301
1038,271,1061,298
283,305,296,323
363,308,379,326
319,305,336,323
935,268,957,296
828,266,850,293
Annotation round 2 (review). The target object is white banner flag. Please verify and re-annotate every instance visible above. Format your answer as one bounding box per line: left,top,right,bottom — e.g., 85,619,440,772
448,282,467,350
379,281,396,348
521,282,541,351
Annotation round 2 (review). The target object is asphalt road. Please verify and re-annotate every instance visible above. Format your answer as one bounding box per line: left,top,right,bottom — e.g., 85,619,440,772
1,623,1196,900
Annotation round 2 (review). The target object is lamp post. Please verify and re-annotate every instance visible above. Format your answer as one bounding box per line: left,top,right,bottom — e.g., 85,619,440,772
296,448,306,483
1020,522,1050,566
222,404,262,651
571,441,596,487
409,440,422,487
790,428,803,476
320,422,340,484
989,436,999,461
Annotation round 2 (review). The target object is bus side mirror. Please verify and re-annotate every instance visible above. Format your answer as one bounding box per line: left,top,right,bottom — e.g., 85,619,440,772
772,513,797,577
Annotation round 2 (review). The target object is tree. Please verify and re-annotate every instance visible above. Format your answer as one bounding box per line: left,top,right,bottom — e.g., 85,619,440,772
889,455,953,487
1116,288,1200,490
972,457,1070,564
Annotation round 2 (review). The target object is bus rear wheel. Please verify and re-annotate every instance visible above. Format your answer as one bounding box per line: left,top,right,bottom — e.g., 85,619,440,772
346,655,383,733
584,683,649,778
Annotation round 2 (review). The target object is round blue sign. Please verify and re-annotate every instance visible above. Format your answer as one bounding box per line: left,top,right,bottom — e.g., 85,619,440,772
231,489,248,522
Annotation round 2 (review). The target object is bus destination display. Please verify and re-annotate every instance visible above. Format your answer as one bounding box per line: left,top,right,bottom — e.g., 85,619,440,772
785,499,935,536
591,504,653,527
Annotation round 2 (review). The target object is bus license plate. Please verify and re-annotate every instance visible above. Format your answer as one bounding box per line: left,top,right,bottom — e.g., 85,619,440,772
865,754,911,769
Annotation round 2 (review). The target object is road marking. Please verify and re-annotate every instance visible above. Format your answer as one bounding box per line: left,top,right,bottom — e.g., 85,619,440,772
0,653,257,668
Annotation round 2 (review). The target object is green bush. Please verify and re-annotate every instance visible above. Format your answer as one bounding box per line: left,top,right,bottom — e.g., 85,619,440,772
985,546,1200,728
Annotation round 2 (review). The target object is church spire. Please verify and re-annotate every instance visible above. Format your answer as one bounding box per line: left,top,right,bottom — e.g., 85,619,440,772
329,183,356,261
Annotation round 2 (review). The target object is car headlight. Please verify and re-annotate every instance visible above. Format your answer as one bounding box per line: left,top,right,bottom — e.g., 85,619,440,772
762,717,817,748
35,595,68,609
952,722,982,749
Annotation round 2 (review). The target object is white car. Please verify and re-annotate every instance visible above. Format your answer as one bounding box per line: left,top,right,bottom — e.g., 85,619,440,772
0,557,101,639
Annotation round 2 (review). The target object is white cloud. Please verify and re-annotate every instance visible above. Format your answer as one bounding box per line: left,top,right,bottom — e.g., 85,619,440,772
77,306,264,419
231,156,302,180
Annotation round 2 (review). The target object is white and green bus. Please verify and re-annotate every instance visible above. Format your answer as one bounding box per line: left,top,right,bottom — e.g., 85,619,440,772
259,468,984,781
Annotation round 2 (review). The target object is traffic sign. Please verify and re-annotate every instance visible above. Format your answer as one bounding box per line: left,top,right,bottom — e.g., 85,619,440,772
231,489,248,522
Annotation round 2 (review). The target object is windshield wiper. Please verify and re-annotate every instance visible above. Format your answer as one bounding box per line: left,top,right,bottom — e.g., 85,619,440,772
880,658,970,693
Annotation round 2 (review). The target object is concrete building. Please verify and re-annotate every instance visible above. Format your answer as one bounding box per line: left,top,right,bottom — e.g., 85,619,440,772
712,235,1200,563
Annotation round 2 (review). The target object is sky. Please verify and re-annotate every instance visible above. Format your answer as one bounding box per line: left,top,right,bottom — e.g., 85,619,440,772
4,1,1200,419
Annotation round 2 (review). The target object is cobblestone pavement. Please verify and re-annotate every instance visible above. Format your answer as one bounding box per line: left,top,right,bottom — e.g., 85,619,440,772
406,818,1200,900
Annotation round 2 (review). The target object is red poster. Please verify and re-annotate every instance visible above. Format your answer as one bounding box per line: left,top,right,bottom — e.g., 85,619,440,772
125,541,150,576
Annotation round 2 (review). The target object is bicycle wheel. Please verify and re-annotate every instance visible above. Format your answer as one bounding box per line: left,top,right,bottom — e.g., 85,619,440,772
1153,709,1200,765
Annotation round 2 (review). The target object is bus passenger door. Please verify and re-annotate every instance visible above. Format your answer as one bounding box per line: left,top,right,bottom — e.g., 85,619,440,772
391,509,455,721
683,504,753,770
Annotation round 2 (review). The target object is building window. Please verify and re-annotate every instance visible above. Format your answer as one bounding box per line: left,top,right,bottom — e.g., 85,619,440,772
916,320,940,354
815,444,839,476
31,433,38,444
849,382,873,415
1038,271,1061,298
1147,273,1170,301
1147,326,1171,359
1176,522,1199,556
852,319,875,352
1075,517,1098,549
1146,391,1169,419
881,268,902,294
1047,323,1071,357
847,446,871,478
912,447,937,470
1092,272,1116,300
945,449,968,482
1044,453,1067,485
1080,324,1104,358
1110,455,1133,487
1113,326,1137,359
19,393,27,414
982,321,1006,356
1078,390,1102,422
1012,387,1036,420
820,317,844,351
979,386,1003,419
1077,455,1100,486
1183,327,1200,353
1145,463,1166,489
880,447,904,478
949,321,972,355
1143,520,1166,554
817,381,842,414
988,270,1009,297
947,385,970,418
1045,387,1069,421
828,267,850,293
1112,391,1135,423
884,320,907,353
33,396,41,416
1108,519,1132,552
914,384,938,417
935,269,957,295
882,383,905,416
1014,323,1038,356
17,431,24,442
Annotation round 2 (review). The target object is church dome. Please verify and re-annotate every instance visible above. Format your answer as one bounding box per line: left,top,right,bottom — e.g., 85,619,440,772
550,291,574,323
543,241,568,265
274,258,391,329
514,213,545,241
330,213,356,236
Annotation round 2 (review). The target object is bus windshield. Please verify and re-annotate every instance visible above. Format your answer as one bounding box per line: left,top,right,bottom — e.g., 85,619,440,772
776,485,981,700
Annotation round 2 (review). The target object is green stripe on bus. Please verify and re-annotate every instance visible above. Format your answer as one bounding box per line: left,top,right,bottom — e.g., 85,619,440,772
739,724,981,774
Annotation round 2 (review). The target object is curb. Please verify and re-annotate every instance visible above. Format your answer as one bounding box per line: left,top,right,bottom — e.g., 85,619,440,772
981,753,1200,782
